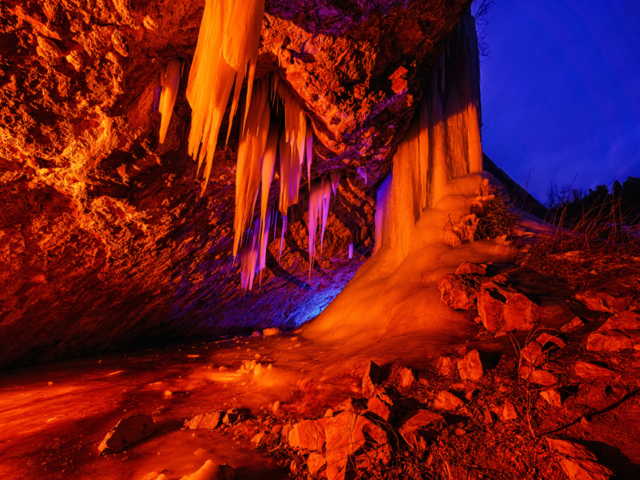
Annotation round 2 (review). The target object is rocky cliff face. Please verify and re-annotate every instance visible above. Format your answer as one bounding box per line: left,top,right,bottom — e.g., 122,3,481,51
0,0,472,369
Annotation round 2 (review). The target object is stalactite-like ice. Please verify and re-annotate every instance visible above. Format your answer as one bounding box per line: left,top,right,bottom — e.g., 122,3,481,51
307,177,333,277
348,243,354,259
186,0,265,194
305,126,313,190
330,171,341,196
232,80,270,259
374,10,484,259
158,58,183,144
239,221,260,292
276,84,307,215
279,215,288,263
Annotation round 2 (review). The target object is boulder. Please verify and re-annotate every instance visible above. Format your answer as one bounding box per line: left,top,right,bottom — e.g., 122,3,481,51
457,349,488,381
477,282,539,333
574,361,615,379
587,331,633,352
546,438,614,480
501,401,518,421
324,411,390,480
398,366,415,388
540,389,563,407
529,369,558,387
362,361,382,398
180,460,235,480
435,356,455,376
434,391,464,411
562,317,586,333
438,274,483,310
184,411,225,430
367,395,392,422
336,397,368,414
398,410,446,450
521,341,546,367
288,419,326,451
307,453,327,477
575,291,632,314
597,310,640,331
98,414,156,454
455,262,487,276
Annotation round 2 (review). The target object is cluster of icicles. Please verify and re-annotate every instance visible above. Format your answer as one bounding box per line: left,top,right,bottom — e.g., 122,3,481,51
156,0,343,291
375,10,484,262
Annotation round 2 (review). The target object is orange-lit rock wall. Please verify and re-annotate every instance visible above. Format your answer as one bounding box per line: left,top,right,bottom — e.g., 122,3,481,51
0,0,472,369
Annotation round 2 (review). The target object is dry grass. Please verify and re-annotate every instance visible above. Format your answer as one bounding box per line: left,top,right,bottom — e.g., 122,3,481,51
524,199,640,289
472,185,518,241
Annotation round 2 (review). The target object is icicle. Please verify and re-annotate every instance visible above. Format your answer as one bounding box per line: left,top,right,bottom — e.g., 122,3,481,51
257,123,278,276
258,207,271,284
348,242,354,259
278,215,288,262
158,58,183,144
319,179,332,252
276,83,307,213
330,171,341,196
374,173,392,253
240,220,260,291
232,79,270,259
186,0,265,195
357,166,368,185
308,178,324,278
305,125,313,190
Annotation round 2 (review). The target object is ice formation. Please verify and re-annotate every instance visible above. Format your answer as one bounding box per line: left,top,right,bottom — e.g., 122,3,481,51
374,10,484,260
179,459,235,480
158,58,183,144
303,11,490,344
186,0,265,194
232,79,270,259
277,83,308,215
307,176,334,277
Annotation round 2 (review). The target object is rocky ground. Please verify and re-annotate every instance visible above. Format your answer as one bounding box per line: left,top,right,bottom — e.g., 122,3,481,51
172,260,640,479
2,253,639,480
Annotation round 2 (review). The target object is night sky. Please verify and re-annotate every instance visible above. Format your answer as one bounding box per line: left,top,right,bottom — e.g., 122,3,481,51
477,0,640,203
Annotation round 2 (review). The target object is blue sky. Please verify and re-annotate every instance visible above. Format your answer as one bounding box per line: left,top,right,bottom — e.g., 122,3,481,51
477,0,640,202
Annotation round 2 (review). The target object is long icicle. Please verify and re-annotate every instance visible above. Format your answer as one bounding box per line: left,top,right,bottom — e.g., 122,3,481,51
186,0,265,195
233,79,270,259
158,58,183,144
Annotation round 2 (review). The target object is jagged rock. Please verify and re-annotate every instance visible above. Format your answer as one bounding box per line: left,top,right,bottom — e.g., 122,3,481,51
575,291,632,314
222,408,246,426
262,327,281,337
457,349,487,381
288,419,326,451
434,391,464,411
398,366,415,388
501,401,518,421
529,369,559,386
574,361,615,379
587,331,633,352
540,389,563,407
398,410,445,450
336,397,368,414
98,414,156,454
521,341,546,367
438,274,483,310
324,411,391,480
367,395,393,422
477,282,539,333
546,438,615,480
307,453,327,477
435,355,455,376
598,310,640,331
362,361,382,398
562,317,586,333
455,262,487,276
184,411,225,430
